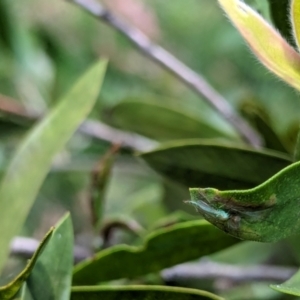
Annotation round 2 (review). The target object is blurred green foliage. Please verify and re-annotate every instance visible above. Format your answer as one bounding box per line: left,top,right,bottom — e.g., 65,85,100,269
0,0,300,299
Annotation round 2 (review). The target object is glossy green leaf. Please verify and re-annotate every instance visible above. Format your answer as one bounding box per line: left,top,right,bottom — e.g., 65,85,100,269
73,220,238,285
109,100,232,141
218,0,300,91
271,269,300,296
268,0,295,47
140,140,291,189
189,160,300,242
291,0,300,50
0,60,107,271
0,228,53,300
71,286,224,300
28,213,73,300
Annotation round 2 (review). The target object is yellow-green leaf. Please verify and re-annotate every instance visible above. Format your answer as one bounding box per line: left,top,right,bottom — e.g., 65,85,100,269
218,0,300,91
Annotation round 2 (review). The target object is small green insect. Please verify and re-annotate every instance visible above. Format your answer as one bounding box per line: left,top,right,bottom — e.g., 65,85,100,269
186,160,300,242
185,199,230,221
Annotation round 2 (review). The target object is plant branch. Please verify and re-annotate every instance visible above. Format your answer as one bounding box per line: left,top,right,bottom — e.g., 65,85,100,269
10,237,92,263
67,0,262,148
0,95,39,119
80,119,158,151
10,237,296,283
0,94,157,152
161,260,297,283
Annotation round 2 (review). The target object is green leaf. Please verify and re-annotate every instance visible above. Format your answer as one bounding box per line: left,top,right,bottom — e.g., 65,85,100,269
27,213,73,300
218,0,300,91
140,140,291,189
109,100,233,141
73,220,238,285
0,228,53,300
271,268,300,296
188,160,300,242
291,0,300,50
0,60,107,271
268,0,295,47
71,286,224,300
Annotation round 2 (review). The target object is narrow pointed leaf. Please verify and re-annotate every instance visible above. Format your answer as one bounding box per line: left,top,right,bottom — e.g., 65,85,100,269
28,213,73,300
0,60,107,271
71,286,224,300
0,228,53,300
218,0,300,91
73,220,238,285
